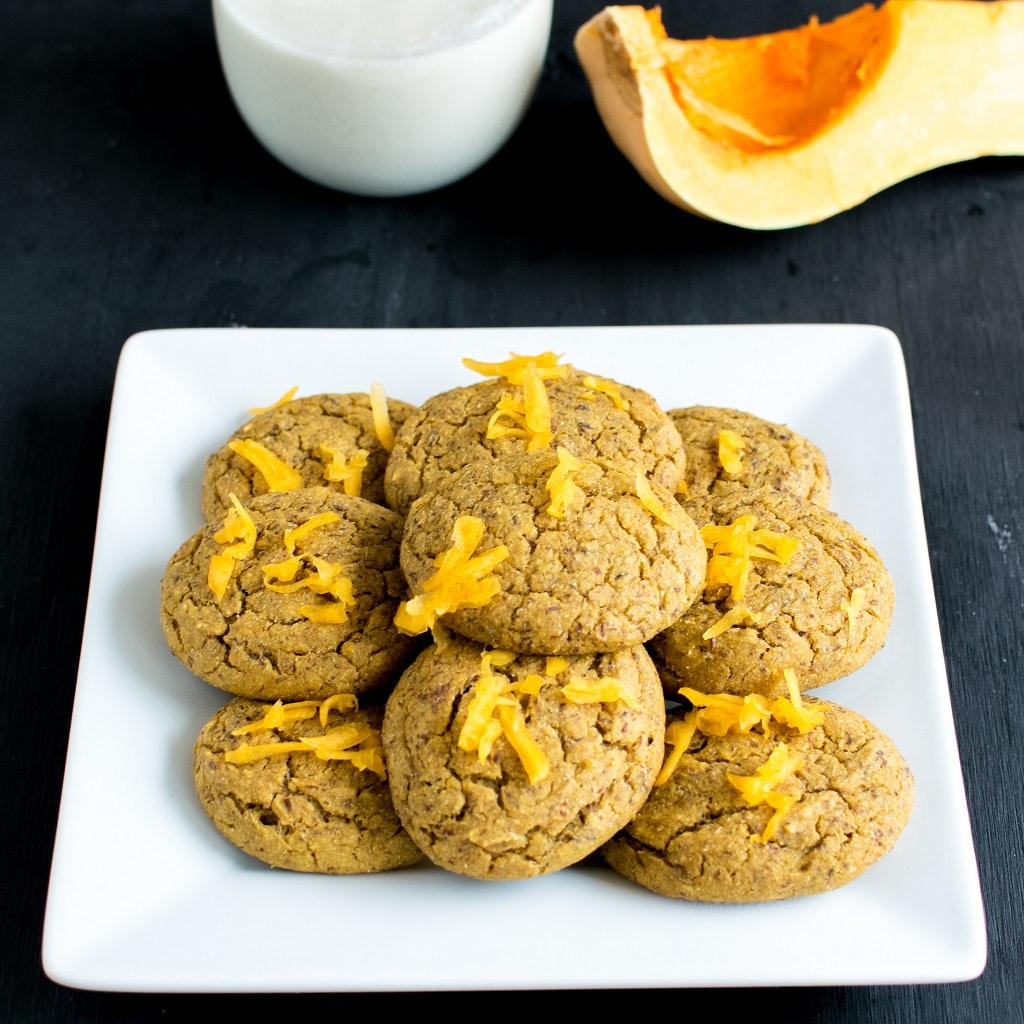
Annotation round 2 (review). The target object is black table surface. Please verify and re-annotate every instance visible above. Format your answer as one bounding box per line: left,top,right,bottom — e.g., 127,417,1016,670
4,0,1023,1019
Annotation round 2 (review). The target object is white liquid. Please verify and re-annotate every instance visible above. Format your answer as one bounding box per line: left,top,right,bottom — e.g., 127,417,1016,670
213,0,553,196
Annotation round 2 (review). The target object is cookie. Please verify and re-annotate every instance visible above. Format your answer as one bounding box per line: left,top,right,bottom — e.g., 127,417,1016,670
601,698,913,901
670,406,831,505
202,391,416,520
161,488,418,701
382,636,666,880
398,450,707,654
649,488,894,698
193,697,423,874
384,367,686,515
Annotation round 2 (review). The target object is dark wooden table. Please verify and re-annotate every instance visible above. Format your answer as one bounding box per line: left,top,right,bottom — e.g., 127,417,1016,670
3,0,1022,1019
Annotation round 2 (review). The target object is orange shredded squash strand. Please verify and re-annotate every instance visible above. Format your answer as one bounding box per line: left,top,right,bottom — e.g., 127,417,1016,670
462,351,568,384
562,676,639,709
702,604,762,640
283,511,340,554
770,668,825,733
318,693,359,726
208,495,257,600
224,720,386,778
394,516,509,635
727,742,803,842
516,674,545,696
369,382,395,452
842,585,867,640
545,657,569,676
654,710,700,787
231,700,320,736
317,445,369,496
582,374,630,410
522,364,553,451
248,386,299,416
496,703,550,785
486,393,531,441
545,447,583,517
636,472,685,529
262,556,302,587
228,439,302,492
224,741,310,764
701,515,800,602
457,651,550,783
718,429,746,475
458,671,517,756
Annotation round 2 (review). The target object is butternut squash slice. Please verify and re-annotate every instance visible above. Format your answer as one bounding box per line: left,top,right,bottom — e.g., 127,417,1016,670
575,2,1024,228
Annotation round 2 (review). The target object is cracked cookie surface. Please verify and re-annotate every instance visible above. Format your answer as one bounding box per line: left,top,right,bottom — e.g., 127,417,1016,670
400,451,707,654
670,405,831,505
601,699,913,901
384,369,686,516
649,488,894,698
194,698,423,874
382,636,666,880
202,391,416,520
162,488,416,701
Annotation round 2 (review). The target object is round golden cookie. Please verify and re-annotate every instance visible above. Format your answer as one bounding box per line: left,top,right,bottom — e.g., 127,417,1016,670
383,368,686,516
399,450,707,655
202,391,415,521
194,697,423,874
648,488,894,698
161,488,418,701
670,406,831,505
382,636,666,880
601,699,913,901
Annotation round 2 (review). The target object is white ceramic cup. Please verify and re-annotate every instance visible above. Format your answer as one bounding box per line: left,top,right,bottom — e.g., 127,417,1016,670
212,0,553,197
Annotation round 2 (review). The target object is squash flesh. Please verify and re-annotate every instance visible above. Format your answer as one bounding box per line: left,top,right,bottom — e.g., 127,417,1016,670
575,2,1024,228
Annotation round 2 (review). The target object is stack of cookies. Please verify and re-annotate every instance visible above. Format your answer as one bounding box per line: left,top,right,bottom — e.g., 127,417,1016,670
160,352,913,901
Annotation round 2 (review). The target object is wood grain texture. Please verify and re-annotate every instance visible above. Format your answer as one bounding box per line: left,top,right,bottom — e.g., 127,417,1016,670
2,0,1022,1020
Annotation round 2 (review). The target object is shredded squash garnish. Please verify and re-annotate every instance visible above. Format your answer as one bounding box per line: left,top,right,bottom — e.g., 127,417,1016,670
369,382,395,452
262,556,302,585
208,494,257,600
394,516,509,635
283,511,340,554
224,696,385,778
654,709,700,786
582,374,630,410
248,386,299,415
727,742,802,842
769,668,825,733
842,585,867,640
679,676,822,738
679,687,773,736
562,676,639,708
462,351,569,384
517,674,545,696
701,515,801,601
264,555,355,624
227,438,303,493
545,656,569,676
496,702,550,784
318,693,359,726
545,447,583,517
718,429,746,475
484,364,553,451
636,472,685,529
702,604,762,640
231,699,320,735
457,650,550,784
317,445,368,496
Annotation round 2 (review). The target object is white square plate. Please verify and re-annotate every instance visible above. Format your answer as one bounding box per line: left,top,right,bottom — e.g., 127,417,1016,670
43,325,985,991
